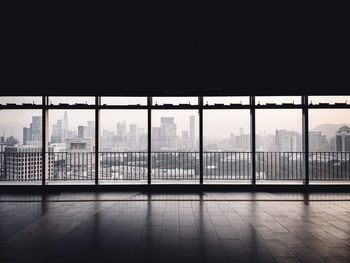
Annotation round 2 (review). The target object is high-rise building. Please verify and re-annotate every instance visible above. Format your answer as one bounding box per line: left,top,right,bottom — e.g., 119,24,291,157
129,124,137,150
275,130,301,152
2,145,55,181
158,117,177,149
31,116,42,141
152,117,177,150
117,122,127,139
78,126,88,139
22,116,42,145
182,130,189,149
336,126,350,152
63,111,69,131
309,131,327,151
63,111,69,140
189,116,195,150
129,124,137,140
23,127,31,145
87,121,95,138
51,120,64,143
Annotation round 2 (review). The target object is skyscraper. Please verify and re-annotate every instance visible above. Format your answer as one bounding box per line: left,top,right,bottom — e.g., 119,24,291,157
309,131,327,151
63,111,69,131
31,116,42,141
117,122,127,141
182,130,189,149
275,130,301,152
23,127,31,145
87,121,95,138
160,117,177,149
336,126,350,152
22,116,42,145
51,120,64,143
189,116,195,150
63,111,69,141
78,126,88,138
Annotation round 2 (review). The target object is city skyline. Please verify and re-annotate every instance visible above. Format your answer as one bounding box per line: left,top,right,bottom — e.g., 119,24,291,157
2,107,350,142
1,110,349,152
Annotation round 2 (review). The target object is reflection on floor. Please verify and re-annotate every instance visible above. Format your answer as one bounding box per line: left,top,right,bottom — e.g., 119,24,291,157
1,192,350,263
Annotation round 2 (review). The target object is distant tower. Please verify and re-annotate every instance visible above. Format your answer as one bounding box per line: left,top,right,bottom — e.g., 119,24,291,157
63,111,69,131
336,126,350,152
189,116,195,150
31,116,42,141
78,126,88,138
63,111,69,141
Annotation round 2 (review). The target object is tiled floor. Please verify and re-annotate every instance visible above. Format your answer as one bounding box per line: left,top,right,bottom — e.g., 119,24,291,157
1,192,350,263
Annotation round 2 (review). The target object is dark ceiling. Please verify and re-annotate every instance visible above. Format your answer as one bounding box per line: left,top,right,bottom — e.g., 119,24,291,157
3,7,349,96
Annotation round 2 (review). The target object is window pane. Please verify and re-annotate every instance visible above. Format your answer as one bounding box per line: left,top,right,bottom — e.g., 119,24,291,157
99,110,148,184
255,96,301,105
204,110,250,151
203,110,251,183
49,96,95,105
0,110,42,184
101,97,147,106
0,96,42,105
152,97,198,106
309,109,350,183
151,110,199,184
48,110,95,183
203,96,249,106
309,96,350,105
256,109,303,183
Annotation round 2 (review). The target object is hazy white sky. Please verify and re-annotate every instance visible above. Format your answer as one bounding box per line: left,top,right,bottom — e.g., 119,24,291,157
1,96,350,142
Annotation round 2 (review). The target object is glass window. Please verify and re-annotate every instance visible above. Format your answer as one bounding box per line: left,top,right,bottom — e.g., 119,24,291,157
255,96,301,105
0,110,42,184
309,109,350,183
203,96,249,106
101,97,147,106
99,110,148,183
151,110,199,184
48,110,95,184
255,109,303,183
152,97,198,106
203,110,251,183
0,97,42,105
49,96,95,106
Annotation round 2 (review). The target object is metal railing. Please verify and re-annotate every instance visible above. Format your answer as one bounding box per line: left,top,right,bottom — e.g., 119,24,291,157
204,152,251,180
0,151,349,182
152,152,200,180
100,152,148,180
256,152,304,180
48,152,95,181
309,152,350,180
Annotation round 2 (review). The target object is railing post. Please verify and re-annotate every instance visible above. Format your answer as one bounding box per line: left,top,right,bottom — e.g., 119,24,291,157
250,96,256,185
42,96,48,186
199,96,203,185
147,96,152,185
95,96,100,185
302,95,309,185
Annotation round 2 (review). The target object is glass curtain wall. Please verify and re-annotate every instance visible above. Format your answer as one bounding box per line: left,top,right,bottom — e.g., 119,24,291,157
1,95,350,185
